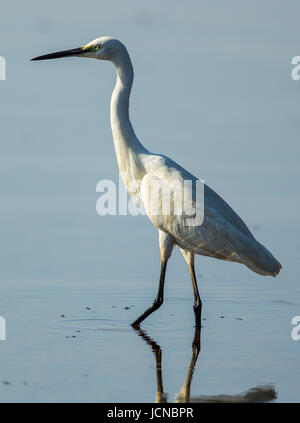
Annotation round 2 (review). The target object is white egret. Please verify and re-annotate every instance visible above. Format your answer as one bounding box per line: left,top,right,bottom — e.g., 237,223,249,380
32,37,282,328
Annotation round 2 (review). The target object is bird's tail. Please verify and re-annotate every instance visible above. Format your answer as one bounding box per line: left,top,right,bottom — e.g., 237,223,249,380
238,236,282,277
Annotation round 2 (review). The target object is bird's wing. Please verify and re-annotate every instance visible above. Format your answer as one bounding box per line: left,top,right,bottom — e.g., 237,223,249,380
140,154,254,262
140,154,281,276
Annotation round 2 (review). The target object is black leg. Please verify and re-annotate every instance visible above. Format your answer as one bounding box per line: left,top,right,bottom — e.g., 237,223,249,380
189,263,202,328
131,261,167,327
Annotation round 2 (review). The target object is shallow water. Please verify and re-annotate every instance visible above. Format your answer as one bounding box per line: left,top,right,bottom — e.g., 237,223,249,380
0,266,299,402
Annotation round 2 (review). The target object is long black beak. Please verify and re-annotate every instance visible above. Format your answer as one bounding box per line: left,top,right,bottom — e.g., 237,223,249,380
31,47,85,61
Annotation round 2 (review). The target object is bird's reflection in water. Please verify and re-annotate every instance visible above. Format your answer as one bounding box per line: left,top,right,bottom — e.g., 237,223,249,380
133,327,277,403
134,327,170,403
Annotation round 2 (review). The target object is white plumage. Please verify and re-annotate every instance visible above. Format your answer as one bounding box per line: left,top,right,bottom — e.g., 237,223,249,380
32,36,282,328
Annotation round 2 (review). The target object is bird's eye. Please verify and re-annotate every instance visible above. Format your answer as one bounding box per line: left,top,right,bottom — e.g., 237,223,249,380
93,45,100,51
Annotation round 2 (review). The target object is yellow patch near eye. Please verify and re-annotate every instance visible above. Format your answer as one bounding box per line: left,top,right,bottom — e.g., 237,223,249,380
81,44,91,51
81,44,98,51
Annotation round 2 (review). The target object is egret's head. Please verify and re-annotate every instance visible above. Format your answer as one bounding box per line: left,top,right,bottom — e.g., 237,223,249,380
31,36,126,62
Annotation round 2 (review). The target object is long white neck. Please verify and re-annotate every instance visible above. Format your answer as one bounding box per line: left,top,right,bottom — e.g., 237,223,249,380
110,48,148,194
